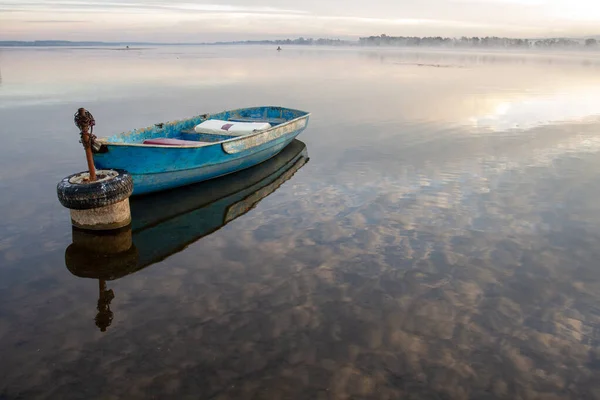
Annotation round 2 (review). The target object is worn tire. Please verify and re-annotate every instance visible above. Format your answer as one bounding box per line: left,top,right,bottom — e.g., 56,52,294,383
57,169,133,210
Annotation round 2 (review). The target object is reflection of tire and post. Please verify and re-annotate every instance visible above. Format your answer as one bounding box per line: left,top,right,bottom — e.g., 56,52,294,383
65,226,138,332
96,279,114,332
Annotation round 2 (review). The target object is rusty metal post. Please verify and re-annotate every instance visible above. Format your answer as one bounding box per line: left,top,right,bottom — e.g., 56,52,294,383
82,131,96,182
75,108,97,181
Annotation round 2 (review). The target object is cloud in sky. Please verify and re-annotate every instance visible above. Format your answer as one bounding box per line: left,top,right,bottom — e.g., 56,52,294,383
1,0,599,41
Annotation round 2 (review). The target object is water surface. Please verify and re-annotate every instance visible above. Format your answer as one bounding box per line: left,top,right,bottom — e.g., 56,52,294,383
2,46,600,399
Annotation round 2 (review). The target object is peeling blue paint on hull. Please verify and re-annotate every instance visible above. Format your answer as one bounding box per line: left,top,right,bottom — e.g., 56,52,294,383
92,106,310,195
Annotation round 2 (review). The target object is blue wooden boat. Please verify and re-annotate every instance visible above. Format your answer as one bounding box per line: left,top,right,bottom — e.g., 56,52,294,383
93,106,310,195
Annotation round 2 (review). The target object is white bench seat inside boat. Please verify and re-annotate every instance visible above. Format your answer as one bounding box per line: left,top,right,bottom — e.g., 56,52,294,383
194,119,271,135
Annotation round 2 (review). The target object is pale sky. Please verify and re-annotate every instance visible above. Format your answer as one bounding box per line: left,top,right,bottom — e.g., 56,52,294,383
1,0,599,42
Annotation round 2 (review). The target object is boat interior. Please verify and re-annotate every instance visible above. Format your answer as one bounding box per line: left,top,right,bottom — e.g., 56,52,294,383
103,106,308,146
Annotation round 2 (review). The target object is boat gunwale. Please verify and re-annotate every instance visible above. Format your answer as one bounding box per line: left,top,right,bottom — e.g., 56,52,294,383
96,107,311,149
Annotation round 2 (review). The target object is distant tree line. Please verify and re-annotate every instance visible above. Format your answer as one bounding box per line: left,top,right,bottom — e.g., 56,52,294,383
358,34,598,49
2,36,598,49
214,35,599,49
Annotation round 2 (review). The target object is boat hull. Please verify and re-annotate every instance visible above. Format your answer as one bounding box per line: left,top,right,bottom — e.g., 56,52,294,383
93,109,309,195
131,133,297,194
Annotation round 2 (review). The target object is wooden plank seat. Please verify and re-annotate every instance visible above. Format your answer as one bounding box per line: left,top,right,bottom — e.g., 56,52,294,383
143,138,207,146
228,117,287,124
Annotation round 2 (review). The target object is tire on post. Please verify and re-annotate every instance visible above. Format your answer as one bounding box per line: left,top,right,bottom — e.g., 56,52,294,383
57,169,134,231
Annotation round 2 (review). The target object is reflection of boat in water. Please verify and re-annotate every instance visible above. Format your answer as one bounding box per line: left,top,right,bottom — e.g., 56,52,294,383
65,139,308,331
130,138,308,269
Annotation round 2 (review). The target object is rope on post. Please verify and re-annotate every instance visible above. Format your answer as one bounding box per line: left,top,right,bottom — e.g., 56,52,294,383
74,108,98,181
74,108,97,148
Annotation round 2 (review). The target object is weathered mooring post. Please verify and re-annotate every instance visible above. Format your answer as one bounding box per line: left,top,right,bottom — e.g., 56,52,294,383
57,108,134,231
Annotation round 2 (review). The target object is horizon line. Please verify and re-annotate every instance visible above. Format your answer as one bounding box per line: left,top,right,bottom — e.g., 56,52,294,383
1,34,600,46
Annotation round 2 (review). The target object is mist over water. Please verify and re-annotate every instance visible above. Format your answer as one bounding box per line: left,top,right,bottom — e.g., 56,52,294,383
2,45,600,399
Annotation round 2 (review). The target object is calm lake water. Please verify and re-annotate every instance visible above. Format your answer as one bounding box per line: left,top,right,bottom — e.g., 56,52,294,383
2,45,600,399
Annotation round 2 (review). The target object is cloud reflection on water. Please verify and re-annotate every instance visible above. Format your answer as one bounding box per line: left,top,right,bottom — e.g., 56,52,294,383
2,47,600,398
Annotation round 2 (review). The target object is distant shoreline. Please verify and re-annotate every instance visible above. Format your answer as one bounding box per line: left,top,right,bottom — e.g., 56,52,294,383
1,35,599,50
